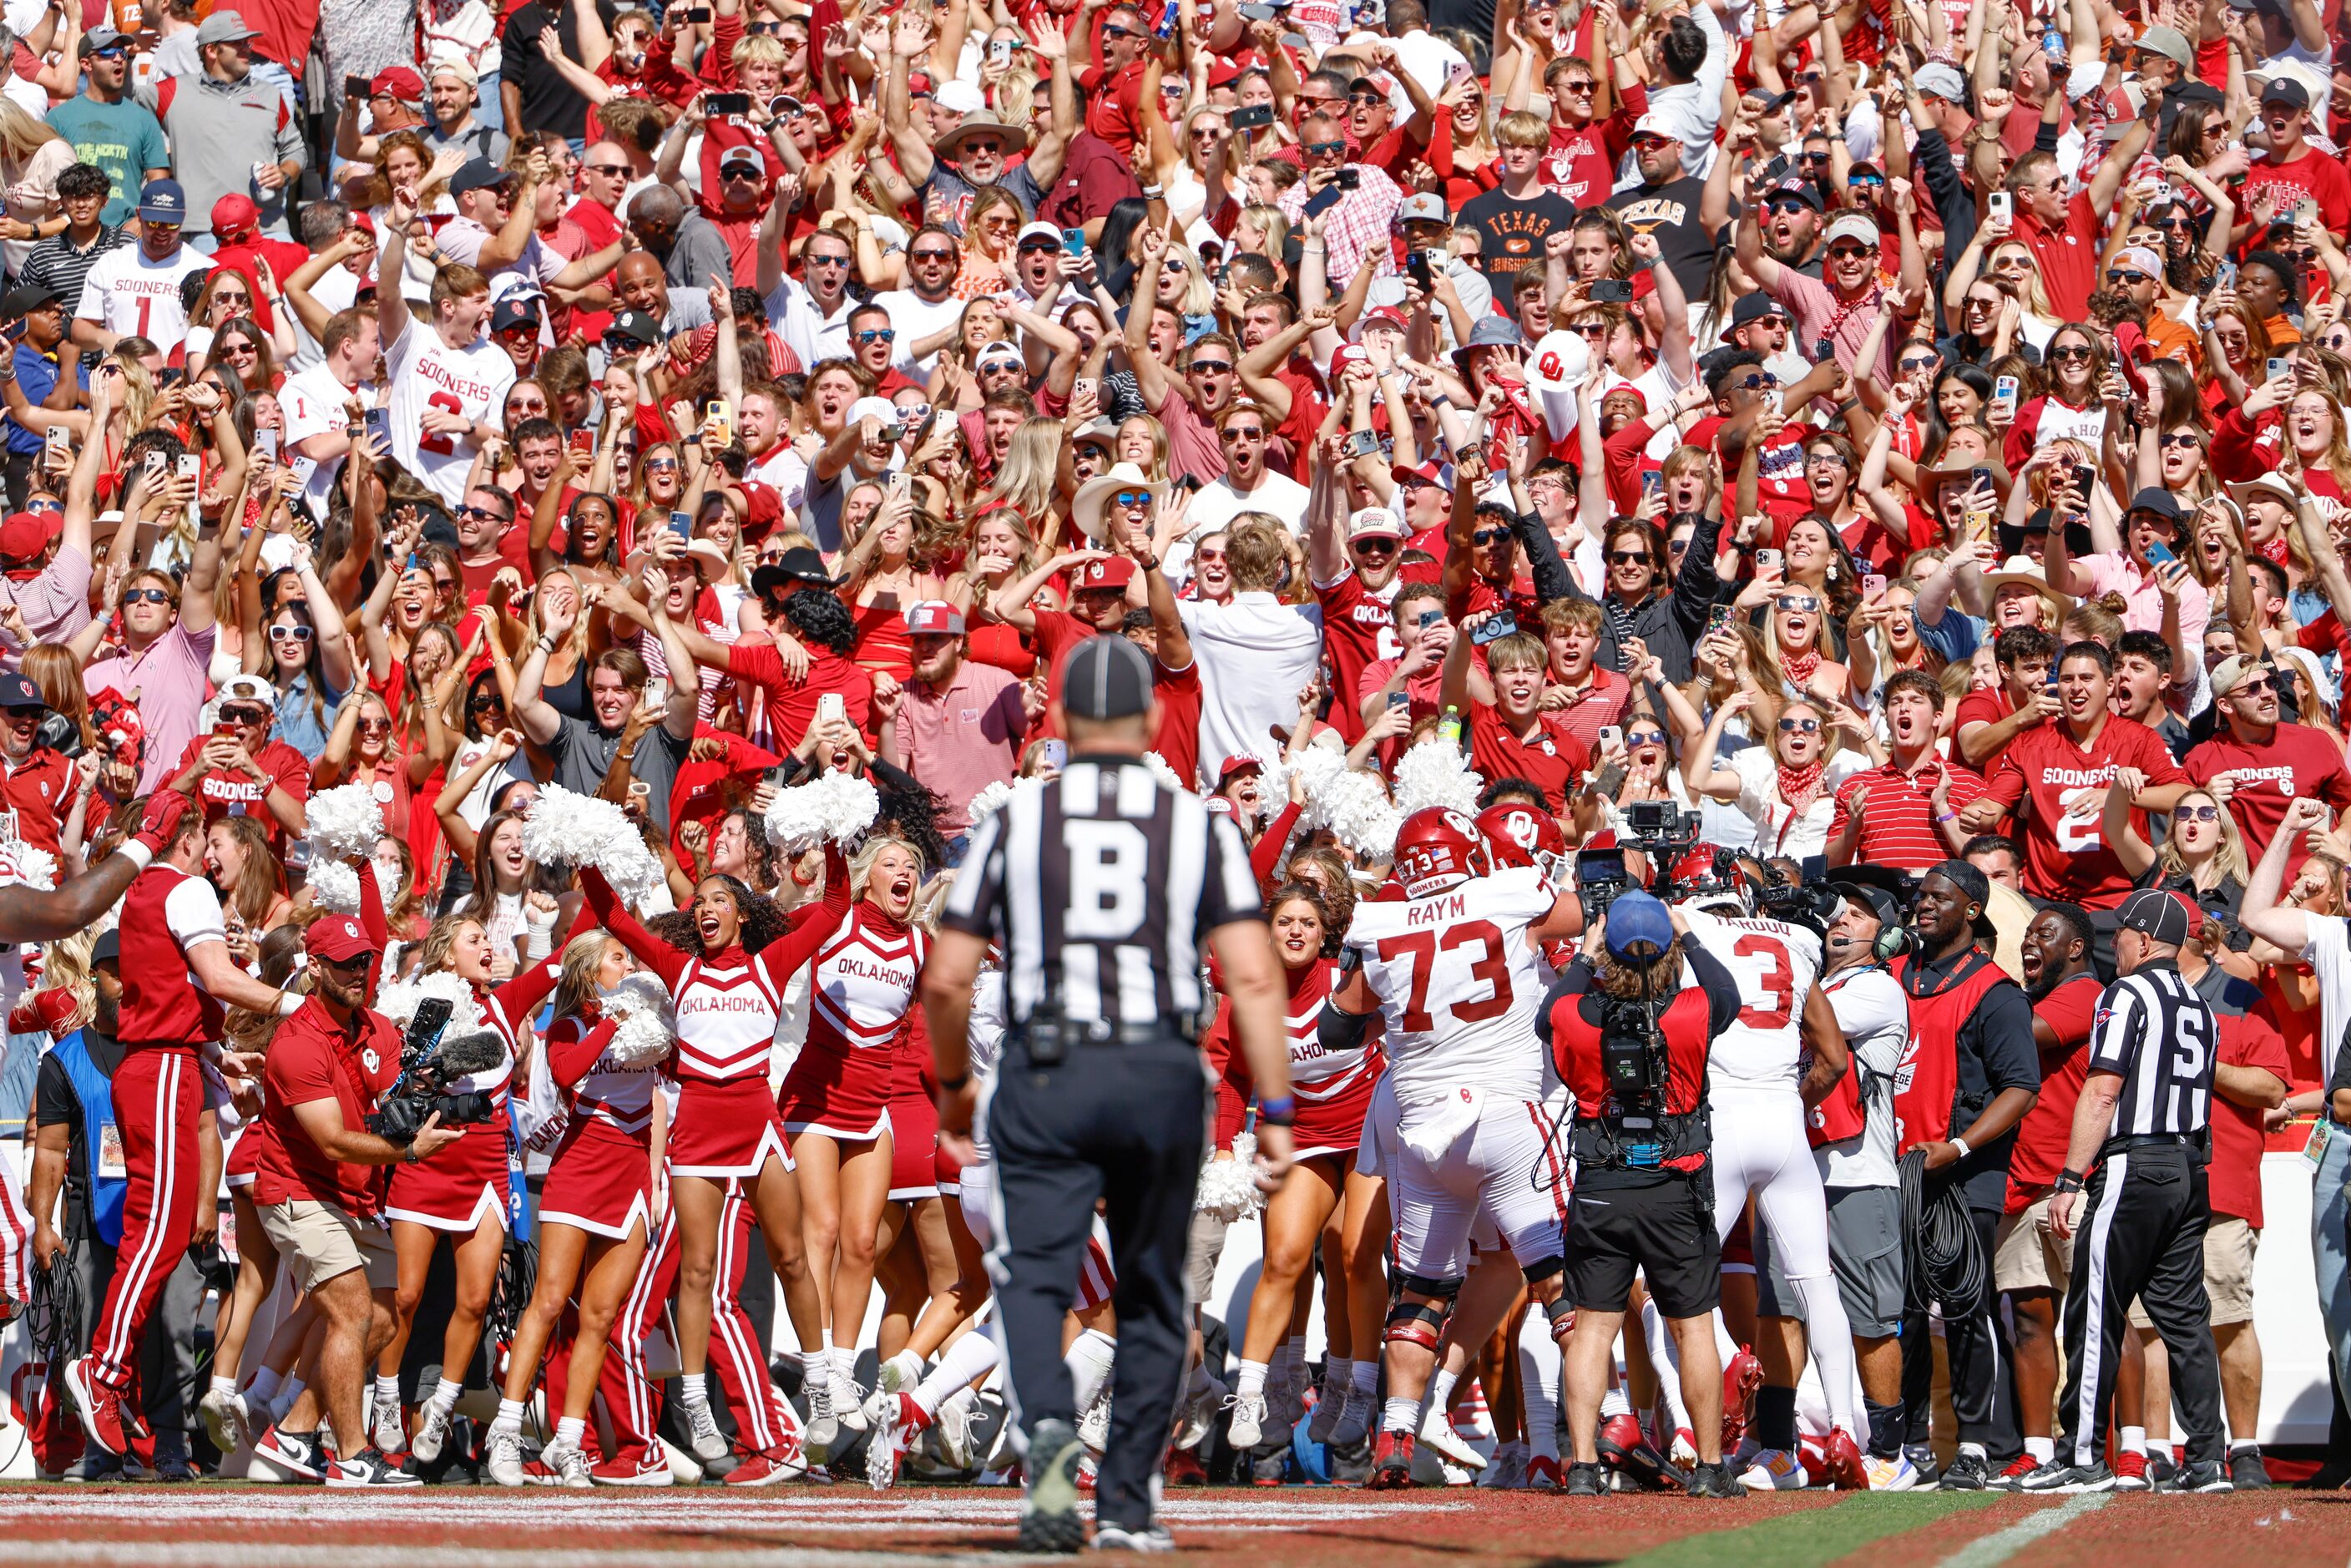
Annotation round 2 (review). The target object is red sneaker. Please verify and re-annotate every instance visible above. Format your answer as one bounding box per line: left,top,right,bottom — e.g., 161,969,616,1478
62,1357,126,1459
2111,1450,2151,1492
1721,1348,1763,1454
1995,1452,2040,1489
589,1449,674,1487
1165,1446,1209,1487
726,1449,807,1487
1365,1431,1416,1490
1822,1427,1868,1491
1597,1412,1678,1491
1525,1454,1562,1492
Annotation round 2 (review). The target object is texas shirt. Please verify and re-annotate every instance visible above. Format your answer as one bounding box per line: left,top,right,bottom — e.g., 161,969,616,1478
1979,716,2186,908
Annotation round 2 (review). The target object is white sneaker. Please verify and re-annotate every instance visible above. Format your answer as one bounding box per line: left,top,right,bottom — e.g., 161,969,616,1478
543,1435,593,1489
1418,1405,1488,1471
804,1376,838,1456
485,1428,526,1489
1739,1447,1806,1491
935,1387,978,1470
1307,1381,1347,1444
1175,1374,1224,1450
1863,1453,1919,1491
199,1386,251,1456
1225,1392,1268,1451
1079,1388,1112,1455
1480,1439,1528,1489
682,1398,731,1464
368,1390,404,1457
409,1403,453,1465
831,1373,870,1434
877,1349,923,1395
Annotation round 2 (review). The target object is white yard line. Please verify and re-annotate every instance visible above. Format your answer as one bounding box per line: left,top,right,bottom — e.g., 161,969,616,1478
1934,1494,2112,1568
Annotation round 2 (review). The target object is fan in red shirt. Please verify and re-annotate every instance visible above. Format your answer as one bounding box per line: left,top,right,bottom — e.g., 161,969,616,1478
1439,609,1590,815
0,672,75,857
164,675,314,852
1311,507,1412,746
674,549,875,756
1826,670,1986,871
1998,903,2103,1477
2003,121,2152,324
1953,624,2060,771
1959,641,2188,908
2183,654,2351,871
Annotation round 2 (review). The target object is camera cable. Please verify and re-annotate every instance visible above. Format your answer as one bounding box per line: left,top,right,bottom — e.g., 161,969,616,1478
1898,1145,1986,1315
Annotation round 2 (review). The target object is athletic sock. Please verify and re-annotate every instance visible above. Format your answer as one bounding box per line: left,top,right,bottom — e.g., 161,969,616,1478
270,1378,305,1424
1066,1328,1117,1413
1755,1385,1798,1453
1514,1310,1562,1462
1599,1386,1631,1420
2146,1436,2174,1461
2025,1435,2055,1464
1636,1309,1692,1432
1324,1357,1352,1399
800,1348,829,1388
554,1416,585,1449
2120,1425,2147,1457
426,1378,462,1416
210,1376,236,1400
372,1374,400,1415
914,1333,1000,1419
492,1398,525,1435
1959,1441,1987,1462
677,1376,710,1412
1426,1367,1459,1417
245,1365,281,1407
1863,1399,1904,1461
2230,1439,2261,1454
1235,1359,1270,1400
1382,1396,1418,1434
1349,1359,1379,1398
1283,1335,1307,1384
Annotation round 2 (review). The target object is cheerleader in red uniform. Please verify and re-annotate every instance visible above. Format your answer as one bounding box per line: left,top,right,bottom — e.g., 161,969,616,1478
1221,883,1388,1457
382,903,593,1465
579,844,853,1469
483,930,670,1488
774,835,927,1436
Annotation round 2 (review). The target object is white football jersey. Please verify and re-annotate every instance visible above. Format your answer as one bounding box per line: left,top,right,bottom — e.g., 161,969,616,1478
383,310,515,508
1343,866,1557,1109
1681,907,1823,1094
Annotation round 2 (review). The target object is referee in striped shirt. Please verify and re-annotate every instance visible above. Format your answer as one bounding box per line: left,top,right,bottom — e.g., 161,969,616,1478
923,636,1292,1554
2027,888,2230,1494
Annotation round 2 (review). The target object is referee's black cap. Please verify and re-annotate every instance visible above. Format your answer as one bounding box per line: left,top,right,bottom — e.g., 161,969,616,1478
2116,887,2192,948
1064,635,1154,721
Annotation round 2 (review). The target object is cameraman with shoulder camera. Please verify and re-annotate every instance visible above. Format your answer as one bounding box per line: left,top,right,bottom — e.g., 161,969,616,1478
1545,891,1747,1500
248,915,460,1488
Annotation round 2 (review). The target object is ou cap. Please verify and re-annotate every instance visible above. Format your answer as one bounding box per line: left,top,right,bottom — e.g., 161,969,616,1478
904,600,965,635
1062,635,1155,721
1347,507,1402,543
1073,555,1137,591
307,914,384,964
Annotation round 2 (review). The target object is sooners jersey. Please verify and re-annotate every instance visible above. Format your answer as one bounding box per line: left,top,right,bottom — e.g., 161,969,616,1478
1983,716,2185,908
1344,866,1557,1109
1681,907,1823,1095
384,310,516,507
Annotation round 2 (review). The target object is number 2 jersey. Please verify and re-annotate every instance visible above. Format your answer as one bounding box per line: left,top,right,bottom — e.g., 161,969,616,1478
1979,716,2185,908
1343,866,1556,1110
383,306,516,508
1681,907,1823,1095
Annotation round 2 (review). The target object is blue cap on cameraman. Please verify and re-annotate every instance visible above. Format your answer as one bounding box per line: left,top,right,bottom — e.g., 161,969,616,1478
1604,891,1675,962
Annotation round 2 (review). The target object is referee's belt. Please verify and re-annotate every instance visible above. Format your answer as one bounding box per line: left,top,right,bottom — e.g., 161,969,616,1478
1010,1014,1200,1050
2097,1130,2211,1164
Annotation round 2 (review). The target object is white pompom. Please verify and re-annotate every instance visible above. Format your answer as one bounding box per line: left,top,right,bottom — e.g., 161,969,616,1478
1321,768,1403,861
309,859,361,914
523,785,666,911
372,969,488,1038
1288,745,1348,827
1392,739,1484,819
0,842,58,893
763,770,882,856
600,974,675,1067
965,778,1014,827
305,783,387,864
1141,751,1188,793
1193,1128,1266,1221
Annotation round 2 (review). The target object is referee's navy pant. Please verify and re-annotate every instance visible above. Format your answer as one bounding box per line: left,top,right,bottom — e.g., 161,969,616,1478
2055,1140,2224,1468
983,1038,1205,1531
1898,1202,2022,1464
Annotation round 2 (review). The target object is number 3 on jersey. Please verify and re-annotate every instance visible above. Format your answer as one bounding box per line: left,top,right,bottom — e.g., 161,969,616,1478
1376,919,1514,1034
1728,933,1793,1030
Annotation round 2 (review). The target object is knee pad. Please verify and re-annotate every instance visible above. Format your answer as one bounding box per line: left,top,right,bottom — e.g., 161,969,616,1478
1384,1297,1448,1353
1396,1271,1462,1302
1544,1295,1575,1343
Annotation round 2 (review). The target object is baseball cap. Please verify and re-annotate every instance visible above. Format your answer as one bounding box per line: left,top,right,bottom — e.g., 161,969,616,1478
1720,291,1790,342
1629,112,1676,144
934,78,986,116
307,914,385,964
1072,555,1137,591
604,308,660,347
905,600,965,635
1924,858,1995,934
194,9,260,44
1359,305,1409,334
2262,74,2312,109
90,930,119,966
1914,62,1968,101
718,145,765,175
2126,487,2188,524
974,339,1028,372
1346,506,1403,542
210,194,261,240
1062,635,1155,721
1602,891,1675,961
2209,653,2275,697
2136,25,2192,68
1216,755,1263,787
216,672,277,714
0,282,61,319
0,510,58,564
490,296,542,335
1763,177,1822,211
1824,211,1882,250
1016,220,1063,249
370,65,427,104
78,25,128,55
2116,886,2192,948
1397,191,1449,225
448,157,513,197
1330,342,1369,377
137,180,186,225
2111,244,2163,277
0,673,43,711
1391,458,1443,487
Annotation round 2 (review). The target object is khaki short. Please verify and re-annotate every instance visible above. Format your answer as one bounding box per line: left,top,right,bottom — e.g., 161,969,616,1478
2127,1216,2258,1329
260,1199,398,1293
1994,1192,2076,1296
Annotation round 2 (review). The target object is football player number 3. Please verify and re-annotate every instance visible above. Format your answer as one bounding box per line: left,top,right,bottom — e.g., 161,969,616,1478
1730,933,1793,1029
418,391,468,455
1377,920,1514,1033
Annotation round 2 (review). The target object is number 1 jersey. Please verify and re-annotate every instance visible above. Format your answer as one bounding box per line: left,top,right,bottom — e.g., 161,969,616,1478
1343,866,1556,1107
385,309,516,508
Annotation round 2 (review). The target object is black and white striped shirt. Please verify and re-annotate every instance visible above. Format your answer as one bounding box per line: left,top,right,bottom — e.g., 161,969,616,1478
941,756,1261,1034
2088,960,2217,1139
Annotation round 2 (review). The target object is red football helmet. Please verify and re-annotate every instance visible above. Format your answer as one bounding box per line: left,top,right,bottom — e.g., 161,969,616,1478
1393,807,1492,897
1477,803,1569,885
1661,843,1757,913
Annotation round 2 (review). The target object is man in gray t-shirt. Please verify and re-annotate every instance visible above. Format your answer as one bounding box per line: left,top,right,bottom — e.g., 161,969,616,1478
510,578,698,832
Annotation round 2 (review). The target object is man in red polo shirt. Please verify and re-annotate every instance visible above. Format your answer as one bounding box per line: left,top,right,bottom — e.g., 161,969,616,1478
1078,0,1154,155
2000,103,2151,323
2185,654,2351,869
